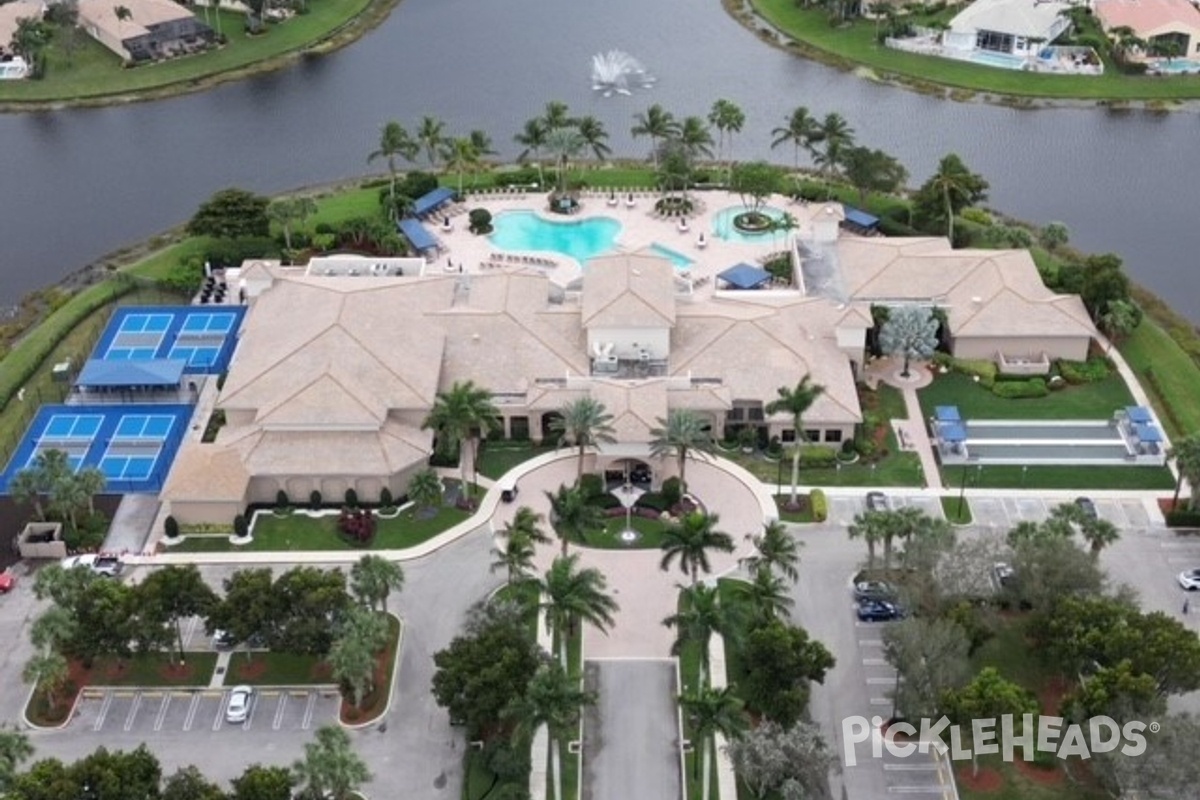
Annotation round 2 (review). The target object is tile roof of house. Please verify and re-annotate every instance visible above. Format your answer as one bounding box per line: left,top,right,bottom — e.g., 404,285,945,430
0,2,41,53
581,254,677,328
78,0,194,39
162,444,250,502
949,0,1073,38
1095,0,1200,36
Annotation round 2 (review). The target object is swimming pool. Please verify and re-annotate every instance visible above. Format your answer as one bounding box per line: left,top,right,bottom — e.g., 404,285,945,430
646,243,694,269
1150,58,1200,74
711,206,787,244
490,211,621,263
969,50,1026,70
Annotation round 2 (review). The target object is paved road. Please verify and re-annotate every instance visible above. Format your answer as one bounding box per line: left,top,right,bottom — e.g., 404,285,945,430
582,660,681,800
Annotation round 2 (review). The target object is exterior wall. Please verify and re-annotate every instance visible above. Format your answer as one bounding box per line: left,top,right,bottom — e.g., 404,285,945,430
952,335,1090,363
168,499,242,526
83,21,133,60
587,327,670,361
249,464,422,507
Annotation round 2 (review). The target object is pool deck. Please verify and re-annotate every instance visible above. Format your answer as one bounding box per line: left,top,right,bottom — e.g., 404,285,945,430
427,190,831,291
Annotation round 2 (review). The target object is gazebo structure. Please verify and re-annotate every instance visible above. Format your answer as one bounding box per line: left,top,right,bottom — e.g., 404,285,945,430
717,263,773,290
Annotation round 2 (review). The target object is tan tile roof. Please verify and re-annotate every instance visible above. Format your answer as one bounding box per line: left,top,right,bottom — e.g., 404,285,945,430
78,0,194,39
837,238,1097,340
162,442,250,502
581,254,677,328
0,2,41,52
224,421,430,477
1096,0,1200,38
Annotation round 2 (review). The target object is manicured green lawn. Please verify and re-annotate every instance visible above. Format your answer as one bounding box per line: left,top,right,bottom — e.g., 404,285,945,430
918,372,1134,421
944,463,1174,490
228,651,329,686
93,652,220,686
750,0,1200,100
941,495,972,524
580,515,673,549
725,448,925,488
477,441,557,481
1118,318,1200,440
170,506,470,552
0,0,378,103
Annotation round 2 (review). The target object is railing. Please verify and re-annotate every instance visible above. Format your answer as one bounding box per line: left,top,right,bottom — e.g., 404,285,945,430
996,351,1051,376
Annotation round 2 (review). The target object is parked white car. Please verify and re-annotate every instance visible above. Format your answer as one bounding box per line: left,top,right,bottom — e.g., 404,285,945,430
60,554,125,578
1178,568,1200,591
225,685,253,724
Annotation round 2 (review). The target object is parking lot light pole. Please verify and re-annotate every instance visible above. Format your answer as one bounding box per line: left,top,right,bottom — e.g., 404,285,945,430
956,466,969,519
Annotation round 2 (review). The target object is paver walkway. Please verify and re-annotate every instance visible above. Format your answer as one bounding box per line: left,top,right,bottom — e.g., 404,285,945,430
864,356,942,490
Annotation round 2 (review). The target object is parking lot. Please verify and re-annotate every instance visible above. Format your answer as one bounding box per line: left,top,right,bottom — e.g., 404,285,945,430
72,687,341,735
827,492,1159,532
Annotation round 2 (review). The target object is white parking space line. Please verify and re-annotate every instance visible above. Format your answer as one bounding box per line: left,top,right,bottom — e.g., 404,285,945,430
273,694,289,731
183,617,200,647
94,693,113,732
859,639,884,647
212,693,227,732
183,693,201,731
870,698,893,705
301,693,317,730
863,658,889,666
243,693,259,732
154,694,172,731
123,693,142,732
866,677,896,684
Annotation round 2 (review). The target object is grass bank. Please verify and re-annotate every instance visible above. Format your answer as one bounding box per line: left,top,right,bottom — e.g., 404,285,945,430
745,0,1200,101
0,0,391,107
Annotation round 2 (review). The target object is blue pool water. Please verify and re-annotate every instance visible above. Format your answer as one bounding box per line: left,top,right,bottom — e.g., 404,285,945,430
490,211,621,263
711,206,787,243
1151,58,1200,74
969,50,1026,70
647,243,694,269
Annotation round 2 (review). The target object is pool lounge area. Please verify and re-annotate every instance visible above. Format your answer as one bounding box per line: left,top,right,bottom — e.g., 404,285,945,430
932,406,1167,466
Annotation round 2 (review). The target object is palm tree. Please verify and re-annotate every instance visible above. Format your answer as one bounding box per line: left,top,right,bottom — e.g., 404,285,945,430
770,107,822,172
541,100,574,131
575,115,612,162
538,554,619,666
680,686,746,800
663,583,742,684
631,104,681,168
550,397,617,483
1079,517,1120,556
8,468,46,521
814,112,856,186
847,511,886,572
660,511,735,587
708,99,745,183
421,381,499,501
0,728,33,792
49,473,87,531
444,137,481,195
743,521,802,582
1169,434,1200,510
505,662,594,800
765,376,826,508
269,198,318,250
514,117,549,186
407,467,443,513
923,153,989,244
649,409,716,494
113,5,132,38
367,121,418,207
544,126,585,194
677,116,715,163
349,554,405,614
23,650,68,709
468,129,497,160
545,483,604,556
492,506,551,584
416,116,447,168
744,568,794,625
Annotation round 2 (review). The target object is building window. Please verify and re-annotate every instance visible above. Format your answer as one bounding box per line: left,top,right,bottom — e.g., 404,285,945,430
824,429,843,443
781,430,796,443
510,416,530,441
804,429,820,443
727,408,745,422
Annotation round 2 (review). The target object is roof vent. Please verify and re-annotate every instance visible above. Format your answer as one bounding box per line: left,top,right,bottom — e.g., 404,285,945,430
971,296,982,305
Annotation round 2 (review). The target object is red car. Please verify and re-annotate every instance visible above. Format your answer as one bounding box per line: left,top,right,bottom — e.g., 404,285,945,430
0,572,16,593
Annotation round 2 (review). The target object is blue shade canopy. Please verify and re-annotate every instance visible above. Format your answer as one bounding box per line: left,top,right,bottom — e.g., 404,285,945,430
412,187,455,216
718,263,772,289
1125,406,1153,423
77,358,186,388
935,406,961,422
397,218,438,252
938,422,967,442
843,206,880,229
1134,423,1162,442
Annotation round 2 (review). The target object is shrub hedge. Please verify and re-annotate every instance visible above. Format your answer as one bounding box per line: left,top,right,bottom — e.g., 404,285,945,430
1057,358,1111,384
991,378,1049,399
810,488,828,522
1165,508,1200,528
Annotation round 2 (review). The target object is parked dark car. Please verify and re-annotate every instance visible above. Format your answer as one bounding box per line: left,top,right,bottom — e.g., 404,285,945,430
500,484,518,503
856,599,905,622
1074,496,1098,520
630,465,652,485
865,491,890,513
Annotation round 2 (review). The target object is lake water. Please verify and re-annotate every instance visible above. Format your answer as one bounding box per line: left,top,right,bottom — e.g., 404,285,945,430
1,0,1198,320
